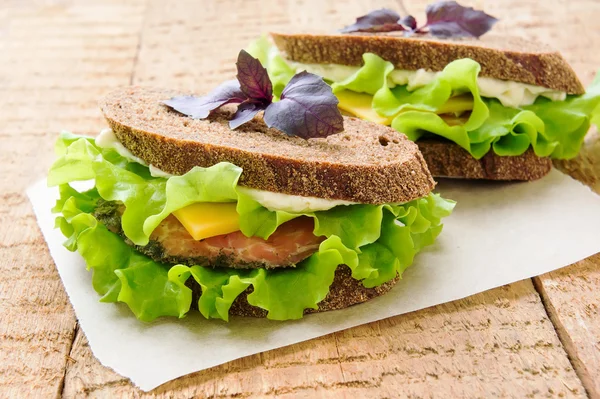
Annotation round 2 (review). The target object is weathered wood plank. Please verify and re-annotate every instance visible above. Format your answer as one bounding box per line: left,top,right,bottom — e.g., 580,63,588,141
63,281,587,398
534,254,600,398
0,1,147,397
544,110,600,399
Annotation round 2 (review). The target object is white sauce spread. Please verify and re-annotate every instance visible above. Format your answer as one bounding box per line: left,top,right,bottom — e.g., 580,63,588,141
236,186,356,213
96,129,181,179
148,165,174,178
95,129,357,212
95,129,148,166
289,61,567,108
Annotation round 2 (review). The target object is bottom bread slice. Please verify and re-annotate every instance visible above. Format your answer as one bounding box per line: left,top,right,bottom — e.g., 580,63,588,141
417,139,552,181
187,265,400,318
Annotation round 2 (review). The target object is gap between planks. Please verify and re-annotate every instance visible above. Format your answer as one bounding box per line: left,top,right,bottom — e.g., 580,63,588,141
58,322,79,399
129,0,150,86
533,276,597,398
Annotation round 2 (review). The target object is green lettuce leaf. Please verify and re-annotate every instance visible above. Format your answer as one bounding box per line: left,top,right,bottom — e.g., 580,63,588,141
245,239,342,319
332,53,394,96
51,133,454,321
251,38,600,160
49,136,243,246
235,191,298,239
350,55,600,160
56,187,452,321
58,194,193,320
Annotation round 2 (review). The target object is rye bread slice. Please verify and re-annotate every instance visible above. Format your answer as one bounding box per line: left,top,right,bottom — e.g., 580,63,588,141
187,265,399,318
417,139,552,180
271,33,584,94
100,87,435,204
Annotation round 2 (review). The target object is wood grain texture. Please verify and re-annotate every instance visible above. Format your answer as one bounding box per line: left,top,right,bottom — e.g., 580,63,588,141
0,0,147,397
2,0,600,397
534,254,600,398
63,281,586,398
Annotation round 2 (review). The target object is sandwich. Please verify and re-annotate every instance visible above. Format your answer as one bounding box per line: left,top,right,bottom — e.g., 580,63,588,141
48,50,455,322
250,1,600,181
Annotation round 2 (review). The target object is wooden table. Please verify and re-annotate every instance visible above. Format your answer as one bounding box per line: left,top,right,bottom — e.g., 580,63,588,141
1,0,600,397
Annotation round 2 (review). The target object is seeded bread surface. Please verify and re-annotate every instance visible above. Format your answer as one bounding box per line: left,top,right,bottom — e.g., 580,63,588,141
271,33,584,94
417,139,552,180
187,265,399,318
100,86,435,204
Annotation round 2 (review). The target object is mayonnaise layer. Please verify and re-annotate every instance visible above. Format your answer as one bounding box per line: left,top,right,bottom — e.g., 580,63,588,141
288,61,567,108
236,186,356,213
95,128,148,167
95,129,356,212
96,129,188,179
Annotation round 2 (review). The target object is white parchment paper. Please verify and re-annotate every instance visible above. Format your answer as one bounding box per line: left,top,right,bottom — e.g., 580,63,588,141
27,169,600,391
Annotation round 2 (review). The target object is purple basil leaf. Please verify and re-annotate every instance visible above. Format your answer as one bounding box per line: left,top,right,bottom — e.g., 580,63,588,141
424,1,498,38
162,80,247,119
400,15,417,30
229,101,265,129
339,8,408,33
236,49,273,103
263,72,344,139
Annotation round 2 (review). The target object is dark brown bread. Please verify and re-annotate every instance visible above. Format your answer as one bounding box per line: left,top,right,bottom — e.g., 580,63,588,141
271,33,585,94
188,265,399,318
100,86,435,204
417,139,552,180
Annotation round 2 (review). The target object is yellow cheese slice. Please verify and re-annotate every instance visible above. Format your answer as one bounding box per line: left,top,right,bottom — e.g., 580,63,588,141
336,90,394,125
337,90,474,127
439,114,469,126
173,202,240,240
436,94,474,115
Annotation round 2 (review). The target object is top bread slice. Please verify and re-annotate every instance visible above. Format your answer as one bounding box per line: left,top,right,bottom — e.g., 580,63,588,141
271,33,584,94
99,87,435,204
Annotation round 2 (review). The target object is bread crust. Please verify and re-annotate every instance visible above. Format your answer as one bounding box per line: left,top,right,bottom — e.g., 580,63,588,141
100,87,435,204
417,139,552,180
187,265,399,318
271,33,584,94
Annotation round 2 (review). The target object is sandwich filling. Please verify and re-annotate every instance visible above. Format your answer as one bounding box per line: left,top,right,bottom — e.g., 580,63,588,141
250,38,600,160
49,132,455,321
286,61,567,108
96,200,324,269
